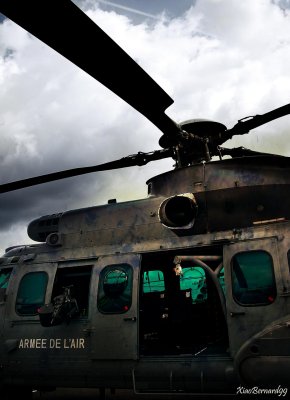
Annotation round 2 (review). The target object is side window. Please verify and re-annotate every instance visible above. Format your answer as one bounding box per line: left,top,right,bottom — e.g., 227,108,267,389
16,272,48,316
232,250,276,306
52,266,92,317
180,266,207,303
143,270,165,293
98,264,132,314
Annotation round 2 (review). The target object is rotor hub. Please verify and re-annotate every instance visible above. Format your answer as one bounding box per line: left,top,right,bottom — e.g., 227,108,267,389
159,119,226,148
180,119,227,137
159,119,227,166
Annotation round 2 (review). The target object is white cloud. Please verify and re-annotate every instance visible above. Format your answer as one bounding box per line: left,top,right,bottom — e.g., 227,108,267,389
0,0,290,253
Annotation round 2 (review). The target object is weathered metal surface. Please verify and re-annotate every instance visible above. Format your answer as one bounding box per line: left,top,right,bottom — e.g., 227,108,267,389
2,157,290,395
23,157,290,264
148,156,290,196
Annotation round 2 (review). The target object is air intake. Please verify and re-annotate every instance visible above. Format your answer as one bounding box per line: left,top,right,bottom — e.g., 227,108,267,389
158,193,197,229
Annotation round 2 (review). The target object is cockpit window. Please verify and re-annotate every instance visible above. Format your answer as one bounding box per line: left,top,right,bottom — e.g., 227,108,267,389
232,251,276,306
0,268,12,290
218,267,226,295
16,272,48,316
98,264,132,314
0,268,12,302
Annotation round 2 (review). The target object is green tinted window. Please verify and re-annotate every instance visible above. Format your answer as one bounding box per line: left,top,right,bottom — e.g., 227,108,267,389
16,272,48,315
180,266,207,303
232,251,276,306
218,267,225,294
98,264,132,314
143,270,165,293
0,268,12,290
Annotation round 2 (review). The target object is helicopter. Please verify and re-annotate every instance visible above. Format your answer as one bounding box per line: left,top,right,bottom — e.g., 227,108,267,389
1,1,290,399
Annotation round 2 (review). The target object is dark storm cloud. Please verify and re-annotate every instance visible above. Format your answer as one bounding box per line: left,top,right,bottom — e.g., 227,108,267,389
1,0,290,253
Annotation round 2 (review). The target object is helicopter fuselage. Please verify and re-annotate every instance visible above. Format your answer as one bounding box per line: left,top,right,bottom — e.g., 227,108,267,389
1,156,290,395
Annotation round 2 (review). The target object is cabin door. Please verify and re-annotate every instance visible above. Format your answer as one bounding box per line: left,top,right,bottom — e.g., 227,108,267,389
91,254,140,360
223,237,284,356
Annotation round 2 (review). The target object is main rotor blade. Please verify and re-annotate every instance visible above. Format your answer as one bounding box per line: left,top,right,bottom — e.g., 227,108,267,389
0,0,179,136
0,149,172,194
224,102,290,140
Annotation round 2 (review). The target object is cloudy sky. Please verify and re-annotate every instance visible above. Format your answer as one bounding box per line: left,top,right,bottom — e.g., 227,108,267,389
0,0,290,254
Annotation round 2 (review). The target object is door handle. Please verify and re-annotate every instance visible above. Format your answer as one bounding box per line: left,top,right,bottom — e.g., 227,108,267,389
83,327,95,337
123,317,137,322
83,327,95,332
230,311,245,317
